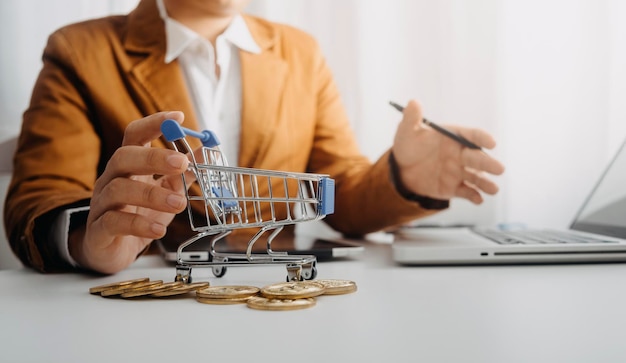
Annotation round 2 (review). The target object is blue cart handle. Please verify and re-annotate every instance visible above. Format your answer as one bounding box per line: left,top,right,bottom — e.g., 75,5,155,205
161,119,220,148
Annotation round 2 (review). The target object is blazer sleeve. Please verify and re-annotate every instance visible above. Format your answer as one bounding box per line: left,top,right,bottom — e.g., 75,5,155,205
4,29,101,272
305,41,446,235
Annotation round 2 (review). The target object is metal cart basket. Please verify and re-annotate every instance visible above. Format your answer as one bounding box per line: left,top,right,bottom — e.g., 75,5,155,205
161,120,335,282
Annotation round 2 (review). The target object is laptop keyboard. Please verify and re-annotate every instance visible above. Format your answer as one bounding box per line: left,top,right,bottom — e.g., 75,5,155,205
473,228,618,245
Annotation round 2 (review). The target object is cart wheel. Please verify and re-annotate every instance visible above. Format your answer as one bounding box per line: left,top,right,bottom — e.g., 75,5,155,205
302,266,318,280
175,274,192,284
286,264,303,281
213,265,227,278
175,266,193,284
300,260,317,281
212,257,228,278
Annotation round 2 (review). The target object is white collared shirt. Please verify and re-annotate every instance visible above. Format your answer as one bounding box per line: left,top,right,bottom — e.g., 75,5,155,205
55,1,261,266
157,0,260,165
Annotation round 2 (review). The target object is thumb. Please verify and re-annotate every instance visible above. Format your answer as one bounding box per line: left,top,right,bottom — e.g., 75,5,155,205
399,99,424,132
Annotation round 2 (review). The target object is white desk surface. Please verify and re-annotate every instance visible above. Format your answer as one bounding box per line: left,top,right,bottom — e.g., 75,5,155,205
2,239,626,363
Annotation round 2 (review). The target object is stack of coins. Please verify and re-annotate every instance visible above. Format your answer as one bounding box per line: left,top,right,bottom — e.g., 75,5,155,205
152,282,211,297
247,279,358,311
89,278,357,310
314,279,358,295
89,277,150,295
89,278,209,298
246,281,325,311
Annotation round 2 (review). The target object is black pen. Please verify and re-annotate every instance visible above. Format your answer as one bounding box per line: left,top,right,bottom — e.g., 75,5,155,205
389,101,482,150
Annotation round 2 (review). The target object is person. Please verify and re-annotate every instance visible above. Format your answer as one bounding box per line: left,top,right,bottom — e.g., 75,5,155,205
4,0,505,274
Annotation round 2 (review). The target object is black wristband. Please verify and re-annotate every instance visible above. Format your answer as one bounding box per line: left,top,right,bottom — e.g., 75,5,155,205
388,152,449,210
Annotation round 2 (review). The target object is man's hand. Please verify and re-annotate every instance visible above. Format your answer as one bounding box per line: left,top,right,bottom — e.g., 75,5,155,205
69,111,190,274
391,100,505,204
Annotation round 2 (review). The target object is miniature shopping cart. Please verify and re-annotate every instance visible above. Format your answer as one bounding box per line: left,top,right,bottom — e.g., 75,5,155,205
161,120,335,283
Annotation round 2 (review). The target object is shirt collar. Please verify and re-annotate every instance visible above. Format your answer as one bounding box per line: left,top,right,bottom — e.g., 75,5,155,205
156,0,260,64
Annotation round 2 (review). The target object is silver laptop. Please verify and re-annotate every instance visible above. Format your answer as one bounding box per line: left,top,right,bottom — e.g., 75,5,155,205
392,137,626,265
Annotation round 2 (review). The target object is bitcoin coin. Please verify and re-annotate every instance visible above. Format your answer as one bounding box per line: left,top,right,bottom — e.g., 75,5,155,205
151,282,210,297
121,281,183,298
196,296,252,305
101,280,163,297
246,297,316,311
196,285,260,299
89,278,150,294
260,281,325,299
315,279,357,295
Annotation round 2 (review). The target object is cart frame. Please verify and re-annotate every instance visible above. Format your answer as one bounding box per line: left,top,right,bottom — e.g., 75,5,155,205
161,120,335,282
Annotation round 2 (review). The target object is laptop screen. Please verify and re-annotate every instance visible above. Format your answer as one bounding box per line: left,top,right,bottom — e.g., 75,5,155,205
571,138,626,238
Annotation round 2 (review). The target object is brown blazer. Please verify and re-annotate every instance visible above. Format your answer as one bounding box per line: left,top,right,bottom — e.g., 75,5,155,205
4,0,440,272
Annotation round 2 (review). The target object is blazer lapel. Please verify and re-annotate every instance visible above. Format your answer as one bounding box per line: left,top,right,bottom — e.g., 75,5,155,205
123,0,201,150
238,17,288,168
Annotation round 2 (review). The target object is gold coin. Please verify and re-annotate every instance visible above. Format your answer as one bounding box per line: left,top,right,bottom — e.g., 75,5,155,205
121,281,183,298
196,296,252,305
314,279,358,295
196,285,260,299
151,282,210,297
185,282,211,289
89,278,150,294
260,281,325,299
101,280,163,297
246,297,316,311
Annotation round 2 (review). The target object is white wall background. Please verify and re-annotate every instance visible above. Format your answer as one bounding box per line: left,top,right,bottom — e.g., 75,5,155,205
2,0,626,267
246,0,626,230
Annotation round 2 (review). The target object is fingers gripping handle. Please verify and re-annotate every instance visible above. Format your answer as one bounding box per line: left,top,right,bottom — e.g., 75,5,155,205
161,119,220,147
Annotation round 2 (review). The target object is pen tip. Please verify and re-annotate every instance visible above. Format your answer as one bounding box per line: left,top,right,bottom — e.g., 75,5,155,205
389,101,404,112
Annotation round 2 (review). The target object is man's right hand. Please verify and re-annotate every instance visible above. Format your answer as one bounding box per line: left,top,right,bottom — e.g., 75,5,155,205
69,111,190,274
